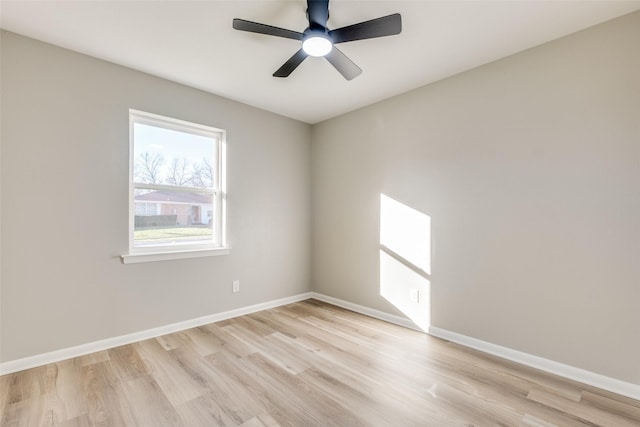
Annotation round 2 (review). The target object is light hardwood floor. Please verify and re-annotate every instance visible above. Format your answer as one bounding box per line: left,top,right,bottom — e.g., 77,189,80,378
1,299,639,426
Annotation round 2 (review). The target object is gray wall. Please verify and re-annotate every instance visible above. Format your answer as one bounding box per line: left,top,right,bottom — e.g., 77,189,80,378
311,12,640,384
0,31,311,362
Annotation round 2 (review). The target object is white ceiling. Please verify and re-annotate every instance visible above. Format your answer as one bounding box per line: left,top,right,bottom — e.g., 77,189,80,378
2,1,639,124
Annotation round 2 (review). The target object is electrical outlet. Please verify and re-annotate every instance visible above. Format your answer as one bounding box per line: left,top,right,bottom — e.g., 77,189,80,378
232,280,240,293
410,288,419,303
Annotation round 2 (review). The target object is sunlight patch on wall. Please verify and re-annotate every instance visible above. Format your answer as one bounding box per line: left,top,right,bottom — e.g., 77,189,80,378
380,194,431,274
380,251,431,331
379,194,431,331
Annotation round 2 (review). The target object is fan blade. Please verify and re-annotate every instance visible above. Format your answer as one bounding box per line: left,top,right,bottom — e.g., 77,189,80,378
233,18,303,41
307,0,330,30
273,49,309,78
329,13,402,44
325,46,362,80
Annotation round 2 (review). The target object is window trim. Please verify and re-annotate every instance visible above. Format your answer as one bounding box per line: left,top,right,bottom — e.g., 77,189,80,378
121,109,228,263
121,247,231,264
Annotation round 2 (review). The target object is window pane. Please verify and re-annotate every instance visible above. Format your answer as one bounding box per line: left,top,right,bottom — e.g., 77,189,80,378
135,202,158,216
133,122,216,188
134,189,214,247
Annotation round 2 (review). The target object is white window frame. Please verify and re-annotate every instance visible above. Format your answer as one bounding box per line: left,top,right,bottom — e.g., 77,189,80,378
121,110,228,264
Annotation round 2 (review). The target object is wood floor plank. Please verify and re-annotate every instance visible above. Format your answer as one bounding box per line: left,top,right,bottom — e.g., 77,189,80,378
239,417,267,427
0,376,9,423
182,327,224,357
198,323,255,359
246,311,304,340
107,344,148,382
205,351,333,427
52,360,88,421
286,334,381,394
121,375,183,426
580,390,640,422
155,332,191,352
1,397,46,427
3,367,46,405
528,387,639,427
77,351,110,367
38,364,75,426
415,362,592,427
81,360,135,426
59,414,92,427
175,393,244,427
436,341,585,402
521,413,562,427
580,386,640,410
255,413,281,427
298,366,423,427
169,345,262,424
1,299,637,426
222,325,311,375
232,316,277,337
245,352,368,427
133,339,204,406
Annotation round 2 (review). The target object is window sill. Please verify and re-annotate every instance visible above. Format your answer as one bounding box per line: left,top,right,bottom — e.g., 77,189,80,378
121,247,230,264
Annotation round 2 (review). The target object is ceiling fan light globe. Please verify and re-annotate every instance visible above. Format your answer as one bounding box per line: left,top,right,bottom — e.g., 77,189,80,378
302,36,333,57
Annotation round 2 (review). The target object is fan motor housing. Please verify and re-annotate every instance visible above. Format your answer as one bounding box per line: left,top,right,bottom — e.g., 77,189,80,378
302,30,333,57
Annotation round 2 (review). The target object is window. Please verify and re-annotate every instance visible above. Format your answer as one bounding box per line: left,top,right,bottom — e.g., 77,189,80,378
122,110,227,263
135,202,159,216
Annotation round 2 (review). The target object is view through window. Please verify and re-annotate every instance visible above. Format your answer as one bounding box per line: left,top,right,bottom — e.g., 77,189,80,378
129,110,225,253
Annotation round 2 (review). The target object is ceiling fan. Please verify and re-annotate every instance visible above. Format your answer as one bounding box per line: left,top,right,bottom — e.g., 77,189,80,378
232,0,402,80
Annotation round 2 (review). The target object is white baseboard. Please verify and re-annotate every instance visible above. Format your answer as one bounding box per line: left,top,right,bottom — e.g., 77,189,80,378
3,291,638,402
309,292,421,331
309,293,640,401
428,326,640,401
0,292,313,376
